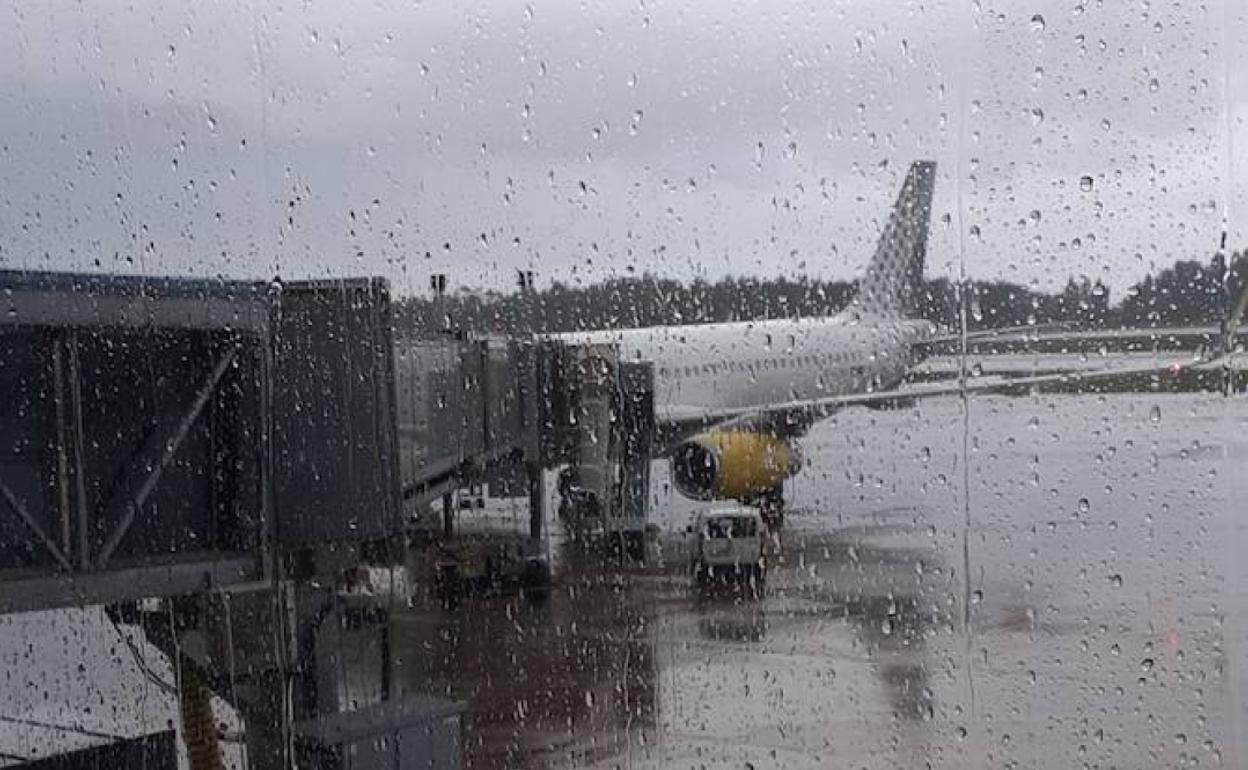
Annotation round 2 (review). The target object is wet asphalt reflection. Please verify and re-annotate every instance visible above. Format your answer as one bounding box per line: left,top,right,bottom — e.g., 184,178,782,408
398,518,950,769
397,394,1248,769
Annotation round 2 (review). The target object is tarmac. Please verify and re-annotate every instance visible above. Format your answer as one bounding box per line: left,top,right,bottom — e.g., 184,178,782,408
398,391,1248,769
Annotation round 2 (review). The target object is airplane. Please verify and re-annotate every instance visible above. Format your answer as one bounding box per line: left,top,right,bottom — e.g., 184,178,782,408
548,160,1247,524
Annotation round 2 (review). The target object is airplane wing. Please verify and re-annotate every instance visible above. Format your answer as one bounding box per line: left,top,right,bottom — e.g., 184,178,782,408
920,321,1083,346
661,349,1243,434
919,323,1248,354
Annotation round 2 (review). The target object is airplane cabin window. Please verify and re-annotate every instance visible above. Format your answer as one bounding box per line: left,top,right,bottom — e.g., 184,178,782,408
1,3,1244,770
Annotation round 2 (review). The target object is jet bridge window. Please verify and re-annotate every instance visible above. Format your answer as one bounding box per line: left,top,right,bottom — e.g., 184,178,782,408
704,516,758,539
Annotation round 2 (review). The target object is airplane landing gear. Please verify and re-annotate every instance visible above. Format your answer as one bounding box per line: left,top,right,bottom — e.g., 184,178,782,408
759,484,785,529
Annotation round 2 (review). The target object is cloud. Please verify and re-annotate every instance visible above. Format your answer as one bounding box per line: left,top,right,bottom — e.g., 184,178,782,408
2,0,1245,298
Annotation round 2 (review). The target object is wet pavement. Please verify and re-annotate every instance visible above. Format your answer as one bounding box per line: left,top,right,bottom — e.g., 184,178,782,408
397,392,1248,769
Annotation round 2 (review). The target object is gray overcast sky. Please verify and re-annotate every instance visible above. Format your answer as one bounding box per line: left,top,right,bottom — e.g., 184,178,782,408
3,0,1247,298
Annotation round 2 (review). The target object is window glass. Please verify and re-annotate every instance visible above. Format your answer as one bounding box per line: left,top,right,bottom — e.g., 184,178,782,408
1,2,1245,770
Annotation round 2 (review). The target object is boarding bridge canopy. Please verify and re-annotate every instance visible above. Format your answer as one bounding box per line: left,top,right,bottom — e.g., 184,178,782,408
0,271,402,613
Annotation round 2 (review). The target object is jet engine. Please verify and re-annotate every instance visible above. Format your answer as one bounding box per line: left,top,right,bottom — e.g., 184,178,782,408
670,430,800,501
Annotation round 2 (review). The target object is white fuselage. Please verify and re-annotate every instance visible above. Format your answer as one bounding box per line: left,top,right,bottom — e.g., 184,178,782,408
551,309,935,424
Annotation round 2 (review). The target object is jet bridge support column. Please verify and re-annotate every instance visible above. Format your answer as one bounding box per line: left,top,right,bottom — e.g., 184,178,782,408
528,464,544,542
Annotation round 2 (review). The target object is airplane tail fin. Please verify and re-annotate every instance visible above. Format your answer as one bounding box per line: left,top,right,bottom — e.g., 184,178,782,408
849,160,937,320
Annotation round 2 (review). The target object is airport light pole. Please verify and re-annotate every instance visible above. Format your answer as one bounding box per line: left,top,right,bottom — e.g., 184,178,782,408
430,273,449,334
517,269,545,544
430,273,456,538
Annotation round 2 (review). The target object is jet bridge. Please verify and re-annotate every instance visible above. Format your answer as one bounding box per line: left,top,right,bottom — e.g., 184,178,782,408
0,269,650,769
0,271,524,770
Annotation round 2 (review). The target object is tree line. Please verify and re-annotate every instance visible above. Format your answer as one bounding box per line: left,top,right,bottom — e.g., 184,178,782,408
394,251,1247,337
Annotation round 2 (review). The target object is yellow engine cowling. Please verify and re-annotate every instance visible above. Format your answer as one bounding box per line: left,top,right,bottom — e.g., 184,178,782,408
671,429,800,501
